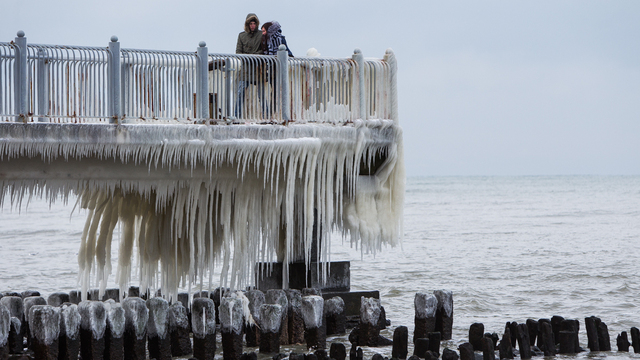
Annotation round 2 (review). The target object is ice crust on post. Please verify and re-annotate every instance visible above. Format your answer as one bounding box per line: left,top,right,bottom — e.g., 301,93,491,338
0,122,405,300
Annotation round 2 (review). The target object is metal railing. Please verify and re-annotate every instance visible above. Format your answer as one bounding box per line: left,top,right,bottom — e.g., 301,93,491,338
0,31,398,124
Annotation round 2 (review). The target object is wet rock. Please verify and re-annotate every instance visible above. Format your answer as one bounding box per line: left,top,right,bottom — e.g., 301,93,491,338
78,301,107,360
371,354,384,360
442,348,459,360
245,289,264,347
414,293,437,344
324,296,346,335
617,331,630,352
192,297,216,360
28,305,59,360
516,323,531,359
314,349,328,360
286,289,305,344
392,325,408,359
414,338,429,358
469,323,484,351
424,350,438,360
498,328,514,359
241,351,258,360
481,336,494,360
259,304,284,354
302,296,326,350
330,342,347,360
378,334,393,346
168,302,192,356
220,295,244,360
47,293,69,307
359,297,381,347
273,353,287,360
103,300,125,360
122,297,148,360
146,297,170,360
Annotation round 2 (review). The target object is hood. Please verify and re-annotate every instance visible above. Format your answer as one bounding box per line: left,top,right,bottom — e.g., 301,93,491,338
266,21,281,38
244,13,260,33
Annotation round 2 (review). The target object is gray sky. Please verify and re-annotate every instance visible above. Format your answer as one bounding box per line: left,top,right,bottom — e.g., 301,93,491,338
3,0,639,176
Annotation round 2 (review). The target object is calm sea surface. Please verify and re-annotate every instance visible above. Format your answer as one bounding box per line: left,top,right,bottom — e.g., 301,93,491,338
1,175,639,359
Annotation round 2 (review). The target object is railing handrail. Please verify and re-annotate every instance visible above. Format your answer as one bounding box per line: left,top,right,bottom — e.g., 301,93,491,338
0,31,397,125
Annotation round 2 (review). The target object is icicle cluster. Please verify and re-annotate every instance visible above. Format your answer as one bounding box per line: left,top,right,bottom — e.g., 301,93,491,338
0,120,405,302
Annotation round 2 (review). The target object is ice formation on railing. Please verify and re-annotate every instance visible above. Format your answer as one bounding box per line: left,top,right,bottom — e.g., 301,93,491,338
0,120,404,302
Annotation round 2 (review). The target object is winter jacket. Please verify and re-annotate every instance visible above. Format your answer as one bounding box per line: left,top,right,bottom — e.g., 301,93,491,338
264,21,294,57
236,13,263,55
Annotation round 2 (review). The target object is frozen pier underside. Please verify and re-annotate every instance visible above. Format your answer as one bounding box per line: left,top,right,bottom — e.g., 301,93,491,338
0,32,404,301
0,121,404,301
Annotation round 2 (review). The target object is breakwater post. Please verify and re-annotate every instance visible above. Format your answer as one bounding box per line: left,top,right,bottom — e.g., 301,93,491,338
302,295,325,349
245,289,264,347
146,297,170,360
414,293,437,344
192,297,216,360
104,300,125,360
122,297,148,360
259,304,284,354
220,295,244,360
169,302,192,356
29,305,60,360
78,300,107,360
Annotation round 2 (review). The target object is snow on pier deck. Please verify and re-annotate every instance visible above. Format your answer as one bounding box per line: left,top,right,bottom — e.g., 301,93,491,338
0,32,404,301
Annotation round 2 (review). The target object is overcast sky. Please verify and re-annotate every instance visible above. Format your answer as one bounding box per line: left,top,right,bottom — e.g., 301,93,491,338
3,0,639,176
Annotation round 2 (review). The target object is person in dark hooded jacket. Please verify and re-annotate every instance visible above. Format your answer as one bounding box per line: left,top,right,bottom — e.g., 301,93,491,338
235,13,264,118
236,13,262,55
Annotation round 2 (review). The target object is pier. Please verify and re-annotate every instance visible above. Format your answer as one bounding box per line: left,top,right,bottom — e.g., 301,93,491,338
0,31,405,302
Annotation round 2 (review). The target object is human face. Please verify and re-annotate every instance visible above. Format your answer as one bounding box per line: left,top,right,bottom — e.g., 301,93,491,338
249,21,257,32
262,28,267,36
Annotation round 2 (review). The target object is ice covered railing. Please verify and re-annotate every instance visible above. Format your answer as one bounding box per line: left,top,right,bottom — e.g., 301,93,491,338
1,31,403,302
1,31,398,124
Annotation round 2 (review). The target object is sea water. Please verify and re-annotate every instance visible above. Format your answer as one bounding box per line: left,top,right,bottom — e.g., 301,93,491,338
1,175,639,358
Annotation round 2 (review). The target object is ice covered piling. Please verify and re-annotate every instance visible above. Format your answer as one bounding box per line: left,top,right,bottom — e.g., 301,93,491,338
414,293,437,343
302,295,325,349
259,304,284,353
78,300,107,360
286,289,305,344
28,305,60,360
245,289,265,347
359,297,381,347
146,297,170,360
47,292,70,307
122,297,148,360
266,289,289,345
324,296,346,335
192,297,216,360
104,300,125,360
0,304,10,360
220,294,245,360
168,302,192,356
0,296,23,353
59,303,81,360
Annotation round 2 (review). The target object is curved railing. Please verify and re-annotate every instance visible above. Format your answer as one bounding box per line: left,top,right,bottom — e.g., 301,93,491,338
0,32,397,124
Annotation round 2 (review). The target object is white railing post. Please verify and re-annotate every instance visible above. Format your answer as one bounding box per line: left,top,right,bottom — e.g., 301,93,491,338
384,48,398,123
108,36,121,124
14,31,28,123
196,41,209,120
277,45,290,122
36,48,49,122
352,48,366,120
